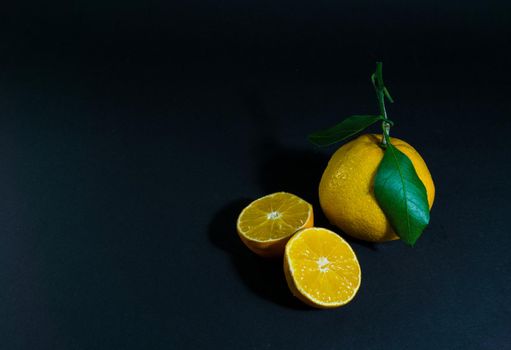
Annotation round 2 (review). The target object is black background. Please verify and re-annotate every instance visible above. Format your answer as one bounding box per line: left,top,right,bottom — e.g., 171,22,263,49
1,1,511,349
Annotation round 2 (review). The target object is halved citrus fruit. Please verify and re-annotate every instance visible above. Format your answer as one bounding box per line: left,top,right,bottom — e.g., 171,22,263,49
236,192,314,257
284,227,361,308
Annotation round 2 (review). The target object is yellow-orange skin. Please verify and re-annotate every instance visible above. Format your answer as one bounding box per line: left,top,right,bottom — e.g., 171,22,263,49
319,134,435,242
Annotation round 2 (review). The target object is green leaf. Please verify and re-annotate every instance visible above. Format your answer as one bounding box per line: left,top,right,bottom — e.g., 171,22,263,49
308,115,383,147
374,144,430,246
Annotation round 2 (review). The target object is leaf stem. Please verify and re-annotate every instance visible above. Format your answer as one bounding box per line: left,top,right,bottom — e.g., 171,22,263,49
381,121,391,146
372,62,393,148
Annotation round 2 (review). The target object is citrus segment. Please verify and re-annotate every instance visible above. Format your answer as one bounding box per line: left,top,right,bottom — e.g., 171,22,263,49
284,227,361,308
237,192,314,257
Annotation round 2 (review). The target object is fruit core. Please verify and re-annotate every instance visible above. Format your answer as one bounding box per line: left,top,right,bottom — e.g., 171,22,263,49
317,257,330,273
267,211,281,220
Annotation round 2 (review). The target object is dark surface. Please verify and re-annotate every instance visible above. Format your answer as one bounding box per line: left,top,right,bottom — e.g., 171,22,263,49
1,1,511,349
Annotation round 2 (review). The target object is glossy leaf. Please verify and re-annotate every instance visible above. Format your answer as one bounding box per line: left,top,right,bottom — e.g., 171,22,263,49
308,115,383,147
374,144,430,246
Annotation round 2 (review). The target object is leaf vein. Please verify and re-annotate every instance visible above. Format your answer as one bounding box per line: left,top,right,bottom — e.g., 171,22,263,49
388,145,412,239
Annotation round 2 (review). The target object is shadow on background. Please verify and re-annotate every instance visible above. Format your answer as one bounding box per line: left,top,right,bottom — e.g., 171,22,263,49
208,199,310,310
240,82,329,222
208,85,379,309
242,84,378,251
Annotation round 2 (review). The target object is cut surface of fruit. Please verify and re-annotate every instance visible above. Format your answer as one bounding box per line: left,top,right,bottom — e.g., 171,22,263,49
284,227,361,308
237,192,314,257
